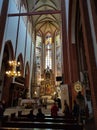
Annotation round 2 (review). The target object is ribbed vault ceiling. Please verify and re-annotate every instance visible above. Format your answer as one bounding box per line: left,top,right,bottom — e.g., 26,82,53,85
27,0,62,35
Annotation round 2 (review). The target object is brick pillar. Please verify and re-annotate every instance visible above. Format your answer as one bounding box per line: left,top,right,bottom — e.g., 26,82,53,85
61,0,70,84
79,0,97,128
68,0,80,109
69,44,79,101
61,0,72,110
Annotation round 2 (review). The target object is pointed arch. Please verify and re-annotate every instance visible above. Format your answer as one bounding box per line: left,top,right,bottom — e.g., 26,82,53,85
4,40,15,61
24,62,30,90
1,40,14,106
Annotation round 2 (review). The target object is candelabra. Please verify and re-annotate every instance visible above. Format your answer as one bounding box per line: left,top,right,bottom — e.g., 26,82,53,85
6,60,21,77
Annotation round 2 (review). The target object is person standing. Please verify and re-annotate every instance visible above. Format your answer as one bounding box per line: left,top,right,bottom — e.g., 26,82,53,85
76,91,85,122
51,102,59,117
0,101,4,118
63,100,70,117
36,108,45,119
56,98,61,109
72,100,79,121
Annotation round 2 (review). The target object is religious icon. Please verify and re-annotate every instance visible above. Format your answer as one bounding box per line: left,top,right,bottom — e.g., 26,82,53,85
45,84,51,94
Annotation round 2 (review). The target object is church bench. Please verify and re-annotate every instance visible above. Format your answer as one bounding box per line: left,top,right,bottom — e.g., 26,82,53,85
0,127,63,130
2,120,83,130
9,113,78,123
11,116,78,123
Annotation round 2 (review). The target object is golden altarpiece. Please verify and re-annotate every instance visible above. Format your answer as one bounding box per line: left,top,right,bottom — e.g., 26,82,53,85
40,66,56,97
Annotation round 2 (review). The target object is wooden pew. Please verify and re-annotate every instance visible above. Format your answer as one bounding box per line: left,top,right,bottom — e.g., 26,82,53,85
11,116,78,123
2,113,83,130
2,120,83,130
0,115,9,126
2,114,83,130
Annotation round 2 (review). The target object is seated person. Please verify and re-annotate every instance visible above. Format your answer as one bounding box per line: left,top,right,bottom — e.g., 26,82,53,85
27,109,35,119
36,108,45,118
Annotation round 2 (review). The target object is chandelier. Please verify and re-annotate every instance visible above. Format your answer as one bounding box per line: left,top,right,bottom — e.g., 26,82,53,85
6,60,21,77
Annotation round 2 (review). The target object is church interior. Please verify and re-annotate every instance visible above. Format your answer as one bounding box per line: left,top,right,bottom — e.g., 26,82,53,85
0,0,97,130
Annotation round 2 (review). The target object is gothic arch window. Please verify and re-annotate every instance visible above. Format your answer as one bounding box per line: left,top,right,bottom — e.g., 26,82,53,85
45,33,52,69
55,33,62,76
36,34,42,84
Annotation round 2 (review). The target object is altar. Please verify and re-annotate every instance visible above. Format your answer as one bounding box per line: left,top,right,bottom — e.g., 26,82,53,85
40,67,56,97
19,99,38,108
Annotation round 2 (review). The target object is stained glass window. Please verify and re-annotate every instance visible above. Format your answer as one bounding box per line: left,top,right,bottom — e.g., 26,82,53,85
45,33,52,69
